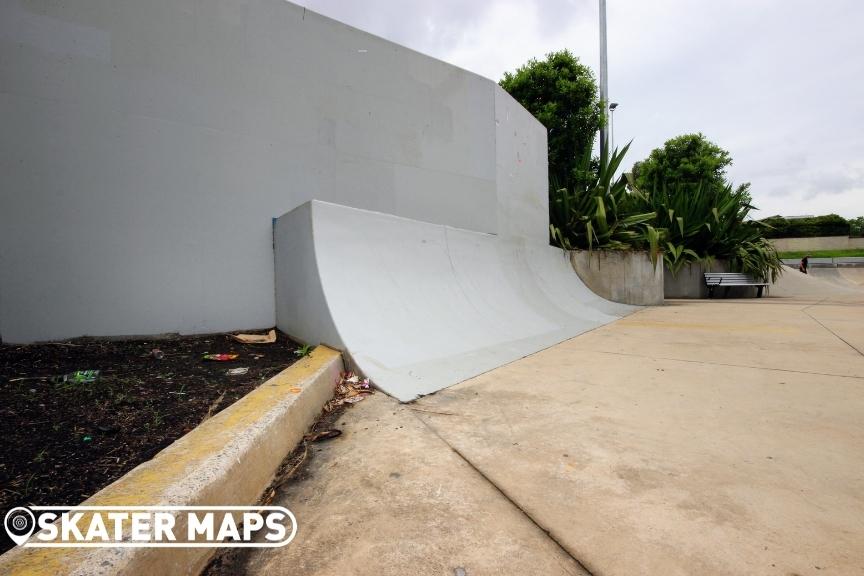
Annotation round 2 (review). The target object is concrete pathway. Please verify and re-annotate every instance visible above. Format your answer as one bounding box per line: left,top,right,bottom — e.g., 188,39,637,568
239,278,864,575
230,393,587,576
415,299,864,575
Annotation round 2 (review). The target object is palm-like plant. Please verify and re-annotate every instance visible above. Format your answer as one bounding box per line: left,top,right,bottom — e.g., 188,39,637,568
549,137,782,284
550,142,661,267
663,242,700,278
729,237,783,283
633,179,782,281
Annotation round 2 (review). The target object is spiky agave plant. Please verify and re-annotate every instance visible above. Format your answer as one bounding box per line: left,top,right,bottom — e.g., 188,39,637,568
633,178,782,280
729,237,784,283
549,142,661,268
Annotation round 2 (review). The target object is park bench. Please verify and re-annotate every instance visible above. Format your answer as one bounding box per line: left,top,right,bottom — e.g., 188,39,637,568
704,272,769,298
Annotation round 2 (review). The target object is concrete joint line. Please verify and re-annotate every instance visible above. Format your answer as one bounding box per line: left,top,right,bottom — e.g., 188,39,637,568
409,411,598,576
571,347,864,380
801,309,864,357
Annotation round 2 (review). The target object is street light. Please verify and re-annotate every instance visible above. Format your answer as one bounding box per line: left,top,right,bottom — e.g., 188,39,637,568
609,102,618,156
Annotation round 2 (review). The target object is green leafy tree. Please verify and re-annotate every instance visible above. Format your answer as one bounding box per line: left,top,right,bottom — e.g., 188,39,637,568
500,50,604,190
629,133,782,282
761,214,851,238
848,216,864,237
633,133,733,191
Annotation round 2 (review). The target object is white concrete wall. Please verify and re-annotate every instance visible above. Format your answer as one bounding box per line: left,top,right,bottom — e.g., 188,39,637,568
769,236,864,252
0,0,548,342
494,89,549,243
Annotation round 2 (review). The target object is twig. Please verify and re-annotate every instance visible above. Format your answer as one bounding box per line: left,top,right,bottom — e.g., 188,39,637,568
271,441,310,491
202,390,227,421
408,407,457,416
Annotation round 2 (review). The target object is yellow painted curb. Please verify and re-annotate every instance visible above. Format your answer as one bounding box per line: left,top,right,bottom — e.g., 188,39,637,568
0,346,344,576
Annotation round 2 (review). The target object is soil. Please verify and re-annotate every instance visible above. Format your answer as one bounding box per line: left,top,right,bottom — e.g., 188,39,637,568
0,330,303,554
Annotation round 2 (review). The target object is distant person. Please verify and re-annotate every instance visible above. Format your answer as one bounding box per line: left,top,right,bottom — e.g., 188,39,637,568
799,255,809,274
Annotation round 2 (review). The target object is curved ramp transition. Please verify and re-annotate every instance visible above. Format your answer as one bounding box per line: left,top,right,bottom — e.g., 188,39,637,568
275,201,635,401
769,265,864,302
808,266,864,289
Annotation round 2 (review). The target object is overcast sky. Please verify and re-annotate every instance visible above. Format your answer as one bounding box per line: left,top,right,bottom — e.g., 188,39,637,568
301,0,863,218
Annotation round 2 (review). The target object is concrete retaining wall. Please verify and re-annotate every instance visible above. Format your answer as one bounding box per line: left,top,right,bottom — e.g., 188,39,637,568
0,0,547,343
664,260,767,299
570,250,664,305
664,260,730,299
770,236,864,252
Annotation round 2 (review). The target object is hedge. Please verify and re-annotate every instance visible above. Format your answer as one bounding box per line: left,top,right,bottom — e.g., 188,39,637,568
760,214,851,239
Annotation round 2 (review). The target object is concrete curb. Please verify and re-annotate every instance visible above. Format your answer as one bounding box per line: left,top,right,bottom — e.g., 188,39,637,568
0,346,344,575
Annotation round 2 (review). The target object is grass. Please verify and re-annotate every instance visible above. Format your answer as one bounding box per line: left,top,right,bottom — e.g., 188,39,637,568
779,248,864,259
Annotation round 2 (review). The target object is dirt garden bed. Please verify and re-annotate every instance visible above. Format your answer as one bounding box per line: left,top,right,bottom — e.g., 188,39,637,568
0,330,304,554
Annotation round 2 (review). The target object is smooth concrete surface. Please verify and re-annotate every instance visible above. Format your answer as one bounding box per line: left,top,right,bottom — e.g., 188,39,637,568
570,249,664,305
0,347,343,576
771,235,864,252
494,87,549,243
768,265,864,304
275,201,635,401
412,299,864,575
0,0,547,343
808,266,864,289
229,393,588,576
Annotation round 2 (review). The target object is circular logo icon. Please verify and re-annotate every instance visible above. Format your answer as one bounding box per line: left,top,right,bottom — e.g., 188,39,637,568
4,507,36,546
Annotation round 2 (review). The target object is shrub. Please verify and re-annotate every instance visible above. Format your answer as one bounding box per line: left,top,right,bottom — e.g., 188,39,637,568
628,132,783,282
760,214,850,238
632,133,732,192
632,180,783,282
549,143,660,267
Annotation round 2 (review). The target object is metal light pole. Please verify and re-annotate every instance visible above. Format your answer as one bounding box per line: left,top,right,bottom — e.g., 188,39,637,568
598,0,609,160
609,102,618,156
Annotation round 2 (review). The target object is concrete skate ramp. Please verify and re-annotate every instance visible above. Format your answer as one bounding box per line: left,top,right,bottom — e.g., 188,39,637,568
809,266,864,289
275,201,635,401
769,266,864,303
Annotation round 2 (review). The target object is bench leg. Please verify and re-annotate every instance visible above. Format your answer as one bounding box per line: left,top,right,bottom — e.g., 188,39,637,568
757,286,764,298
723,286,730,298
707,286,714,299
